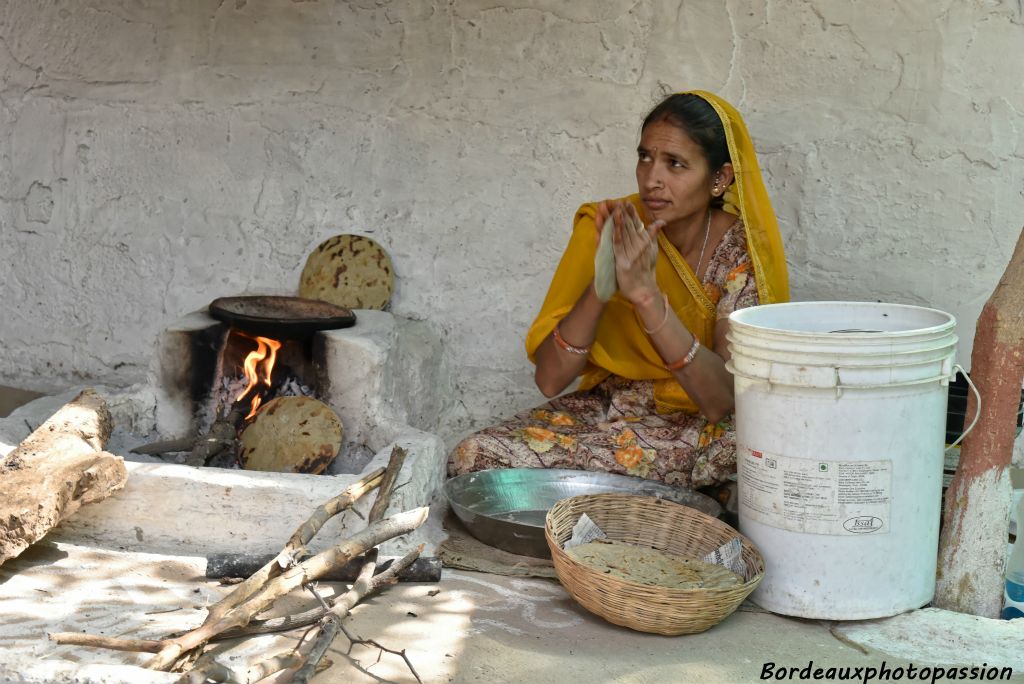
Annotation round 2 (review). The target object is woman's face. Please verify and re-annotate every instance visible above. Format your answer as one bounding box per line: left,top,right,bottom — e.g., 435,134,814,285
635,119,718,229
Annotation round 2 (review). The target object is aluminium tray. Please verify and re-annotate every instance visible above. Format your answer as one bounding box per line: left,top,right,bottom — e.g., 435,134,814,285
444,468,723,559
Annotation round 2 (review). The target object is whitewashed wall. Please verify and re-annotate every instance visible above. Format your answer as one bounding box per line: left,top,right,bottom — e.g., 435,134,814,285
1,1,1022,437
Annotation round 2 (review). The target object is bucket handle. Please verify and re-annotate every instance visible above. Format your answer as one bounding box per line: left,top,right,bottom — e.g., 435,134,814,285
946,363,981,453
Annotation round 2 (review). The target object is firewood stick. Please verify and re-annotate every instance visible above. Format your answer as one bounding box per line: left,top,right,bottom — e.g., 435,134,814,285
212,448,424,642
206,553,441,583
336,620,421,684
290,446,409,681
131,436,198,455
186,401,249,467
231,652,304,684
284,466,391,554
368,445,407,522
214,563,440,640
358,446,407,588
180,661,235,684
133,386,264,462
146,506,429,671
169,467,386,666
50,633,162,653
225,509,425,629
292,545,423,684
55,507,428,665
197,467,385,633
178,651,304,684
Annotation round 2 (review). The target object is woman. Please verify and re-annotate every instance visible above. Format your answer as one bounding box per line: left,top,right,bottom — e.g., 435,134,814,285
448,91,789,489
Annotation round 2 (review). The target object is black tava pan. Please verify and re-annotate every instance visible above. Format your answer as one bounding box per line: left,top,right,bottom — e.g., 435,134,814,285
208,295,356,339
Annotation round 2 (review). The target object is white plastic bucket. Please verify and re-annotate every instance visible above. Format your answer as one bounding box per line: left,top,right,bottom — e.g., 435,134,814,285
727,301,957,619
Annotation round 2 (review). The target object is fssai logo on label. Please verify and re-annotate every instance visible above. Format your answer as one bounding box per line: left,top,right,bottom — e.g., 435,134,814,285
843,516,883,534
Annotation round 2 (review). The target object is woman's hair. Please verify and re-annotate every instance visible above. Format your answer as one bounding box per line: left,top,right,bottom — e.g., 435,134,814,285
641,94,731,172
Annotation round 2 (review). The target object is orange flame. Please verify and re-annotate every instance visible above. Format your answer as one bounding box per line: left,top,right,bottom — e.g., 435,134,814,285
236,336,282,420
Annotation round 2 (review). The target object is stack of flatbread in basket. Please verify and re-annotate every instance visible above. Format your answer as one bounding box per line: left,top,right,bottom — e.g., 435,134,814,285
566,539,743,590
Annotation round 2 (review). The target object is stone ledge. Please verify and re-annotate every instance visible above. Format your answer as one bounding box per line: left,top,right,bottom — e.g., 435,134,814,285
316,309,454,451
50,426,446,558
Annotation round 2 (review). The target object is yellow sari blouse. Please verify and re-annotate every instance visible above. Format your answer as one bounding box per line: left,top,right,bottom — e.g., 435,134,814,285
525,91,789,415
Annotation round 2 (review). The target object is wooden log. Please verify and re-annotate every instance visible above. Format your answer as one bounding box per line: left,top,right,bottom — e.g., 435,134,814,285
935,226,1024,617
185,399,250,467
205,553,441,583
131,386,264,462
0,389,127,566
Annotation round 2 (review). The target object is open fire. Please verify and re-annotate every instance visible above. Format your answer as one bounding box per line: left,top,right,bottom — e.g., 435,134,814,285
152,301,450,479
237,334,282,419
138,325,319,469
204,329,316,436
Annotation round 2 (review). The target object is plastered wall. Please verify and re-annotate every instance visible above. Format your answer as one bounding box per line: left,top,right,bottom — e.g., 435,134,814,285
1,1,1022,436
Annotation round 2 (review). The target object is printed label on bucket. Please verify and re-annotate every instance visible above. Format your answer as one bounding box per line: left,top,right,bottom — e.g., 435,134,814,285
738,446,891,536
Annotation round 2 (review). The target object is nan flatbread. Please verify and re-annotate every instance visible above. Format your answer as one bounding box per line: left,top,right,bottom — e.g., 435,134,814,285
239,397,343,474
299,234,394,310
566,539,742,590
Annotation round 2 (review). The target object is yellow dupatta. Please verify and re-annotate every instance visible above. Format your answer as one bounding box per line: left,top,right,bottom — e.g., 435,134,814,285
525,90,789,414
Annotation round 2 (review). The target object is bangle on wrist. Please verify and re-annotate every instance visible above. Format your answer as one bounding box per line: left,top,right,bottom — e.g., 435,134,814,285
553,324,591,355
637,292,670,335
665,336,700,371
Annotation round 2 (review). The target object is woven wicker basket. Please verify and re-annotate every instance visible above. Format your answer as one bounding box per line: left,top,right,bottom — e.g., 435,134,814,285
545,492,765,635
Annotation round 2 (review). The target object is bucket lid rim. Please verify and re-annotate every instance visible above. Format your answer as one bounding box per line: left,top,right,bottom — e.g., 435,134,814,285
729,301,956,337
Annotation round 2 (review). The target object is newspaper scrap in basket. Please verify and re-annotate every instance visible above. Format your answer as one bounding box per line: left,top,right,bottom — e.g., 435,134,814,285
565,513,747,578
564,513,607,549
702,536,746,578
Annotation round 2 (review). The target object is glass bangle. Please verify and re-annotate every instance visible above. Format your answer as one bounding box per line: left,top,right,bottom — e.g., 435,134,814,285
665,337,700,371
553,324,590,355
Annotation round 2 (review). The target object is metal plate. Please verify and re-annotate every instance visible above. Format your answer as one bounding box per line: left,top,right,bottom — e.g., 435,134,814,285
208,296,356,339
444,468,723,559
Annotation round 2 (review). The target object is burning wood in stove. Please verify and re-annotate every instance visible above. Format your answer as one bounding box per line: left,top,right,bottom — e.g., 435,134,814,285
135,329,286,466
136,326,344,473
133,382,271,467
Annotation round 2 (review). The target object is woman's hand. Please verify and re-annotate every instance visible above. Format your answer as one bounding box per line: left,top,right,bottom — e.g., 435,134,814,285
611,202,663,305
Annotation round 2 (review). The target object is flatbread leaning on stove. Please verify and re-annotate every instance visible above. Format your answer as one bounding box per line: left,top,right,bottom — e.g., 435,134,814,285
298,234,394,310
239,396,343,474
566,539,742,590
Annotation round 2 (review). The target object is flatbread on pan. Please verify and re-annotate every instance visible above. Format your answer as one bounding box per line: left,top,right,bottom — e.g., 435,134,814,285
239,397,343,474
299,234,394,310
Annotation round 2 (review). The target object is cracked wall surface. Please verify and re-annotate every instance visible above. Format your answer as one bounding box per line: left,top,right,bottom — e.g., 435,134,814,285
1,0,1022,438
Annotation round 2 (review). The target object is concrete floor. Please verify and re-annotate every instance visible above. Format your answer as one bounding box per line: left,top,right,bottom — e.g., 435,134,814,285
2,386,1024,683
1,540,1023,684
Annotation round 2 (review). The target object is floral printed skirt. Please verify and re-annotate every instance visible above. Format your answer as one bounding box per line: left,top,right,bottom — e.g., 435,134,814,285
447,376,737,488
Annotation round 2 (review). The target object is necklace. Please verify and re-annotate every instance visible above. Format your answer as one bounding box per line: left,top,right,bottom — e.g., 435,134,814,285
695,210,712,279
